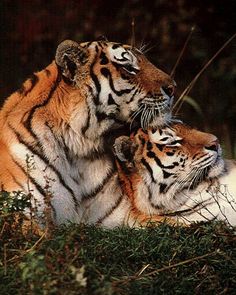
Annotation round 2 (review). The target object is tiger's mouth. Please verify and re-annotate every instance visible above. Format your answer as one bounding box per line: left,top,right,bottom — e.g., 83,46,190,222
141,88,173,129
129,91,173,130
140,97,172,129
185,155,225,191
207,155,225,179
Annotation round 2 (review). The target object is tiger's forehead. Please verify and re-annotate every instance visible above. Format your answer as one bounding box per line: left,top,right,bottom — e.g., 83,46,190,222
80,41,132,51
80,41,132,50
80,41,139,59
148,126,182,143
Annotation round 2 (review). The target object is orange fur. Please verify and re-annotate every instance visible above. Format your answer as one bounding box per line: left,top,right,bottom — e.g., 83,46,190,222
0,62,76,191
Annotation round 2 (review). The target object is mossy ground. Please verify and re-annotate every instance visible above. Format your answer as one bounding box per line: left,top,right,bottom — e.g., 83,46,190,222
1,214,236,295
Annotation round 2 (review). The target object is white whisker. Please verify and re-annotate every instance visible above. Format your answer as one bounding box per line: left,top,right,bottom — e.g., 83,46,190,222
129,105,144,130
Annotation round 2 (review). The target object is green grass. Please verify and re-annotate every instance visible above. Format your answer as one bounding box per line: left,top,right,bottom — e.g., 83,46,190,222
1,218,236,295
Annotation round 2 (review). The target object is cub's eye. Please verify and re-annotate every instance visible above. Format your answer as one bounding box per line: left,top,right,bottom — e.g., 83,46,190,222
166,139,183,147
122,64,139,75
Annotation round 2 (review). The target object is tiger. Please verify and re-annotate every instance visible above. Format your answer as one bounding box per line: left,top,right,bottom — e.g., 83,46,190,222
113,123,236,227
0,38,176,225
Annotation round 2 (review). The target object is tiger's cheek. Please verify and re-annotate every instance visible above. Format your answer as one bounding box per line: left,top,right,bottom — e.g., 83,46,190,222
151,160,164,181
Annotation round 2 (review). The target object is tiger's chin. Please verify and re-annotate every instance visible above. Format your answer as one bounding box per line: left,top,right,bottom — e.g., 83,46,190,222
208,157,225,179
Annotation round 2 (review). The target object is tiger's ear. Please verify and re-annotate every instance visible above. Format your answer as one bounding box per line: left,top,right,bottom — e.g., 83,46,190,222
96,35,109,42
113,136,138,162
55,40,88,81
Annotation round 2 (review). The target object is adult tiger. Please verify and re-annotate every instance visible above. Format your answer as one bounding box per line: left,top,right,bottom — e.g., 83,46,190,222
113,123,236,227
0,39,175,225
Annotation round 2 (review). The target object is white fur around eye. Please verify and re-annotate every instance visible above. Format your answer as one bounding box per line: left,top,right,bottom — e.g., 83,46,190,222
109,46,137,65
148,129,183,148
166,141,182,147
122,51,133,62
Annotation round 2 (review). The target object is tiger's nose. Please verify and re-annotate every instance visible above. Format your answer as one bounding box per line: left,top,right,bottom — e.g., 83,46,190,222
162,83,176,97
205,139,219,152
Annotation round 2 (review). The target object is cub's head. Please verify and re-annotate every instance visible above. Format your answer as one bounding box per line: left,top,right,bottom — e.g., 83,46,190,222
55,39,175,129
114,123,225,195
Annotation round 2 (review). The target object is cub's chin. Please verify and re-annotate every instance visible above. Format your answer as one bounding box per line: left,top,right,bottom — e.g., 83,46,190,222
208,157,225,179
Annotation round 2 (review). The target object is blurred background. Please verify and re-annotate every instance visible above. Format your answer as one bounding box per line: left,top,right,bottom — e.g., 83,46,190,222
0,0,235,158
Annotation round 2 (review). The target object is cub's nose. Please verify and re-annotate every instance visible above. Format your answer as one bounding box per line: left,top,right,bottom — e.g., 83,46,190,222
205,139,219,152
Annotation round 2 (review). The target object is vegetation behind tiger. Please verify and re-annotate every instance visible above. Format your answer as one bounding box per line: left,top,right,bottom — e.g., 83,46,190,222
0,0,235,158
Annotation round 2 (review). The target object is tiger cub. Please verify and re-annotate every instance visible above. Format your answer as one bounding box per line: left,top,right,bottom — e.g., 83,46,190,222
0,39,175,225
114,123,236,227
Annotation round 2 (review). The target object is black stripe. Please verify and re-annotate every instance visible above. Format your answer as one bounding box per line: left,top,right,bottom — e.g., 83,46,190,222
111,61,121,71
147,141,153,151
162,170,173,179
147,151,179,169
95,45,99,53
139,136,146,146
100,51,109,65
11,158,57,220
141,158,156,183
112,44,121,49
90,61,101,105
17,85,26,95
155,143,164,152
159,183,167,194
44,69,51,77
100,68,135,96
80,149,105,161
45,121,74,166
126,88,139,103
108,93,118,106
81,107,91,135
11,157,45,197
8,124,79,210
17,73,39,95
23,76,60,139
81,85,93,135
81,168,115,200
148,186,162,210
24,74,39,96
166,151,175,156
96,193,123,225
163,201,207,217
96,111,112,122
97,41,103,47
86,41,93,48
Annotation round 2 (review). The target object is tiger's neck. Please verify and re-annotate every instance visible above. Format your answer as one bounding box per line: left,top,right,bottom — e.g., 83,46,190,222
0,62,123,224
40,64,114,157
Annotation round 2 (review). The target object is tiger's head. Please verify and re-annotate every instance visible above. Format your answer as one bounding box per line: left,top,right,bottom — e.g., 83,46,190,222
55,39,175,131
114,123,225,212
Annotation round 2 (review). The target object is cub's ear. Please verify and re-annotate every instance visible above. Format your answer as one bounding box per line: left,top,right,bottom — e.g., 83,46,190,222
113,136,138,162
55,40,88,81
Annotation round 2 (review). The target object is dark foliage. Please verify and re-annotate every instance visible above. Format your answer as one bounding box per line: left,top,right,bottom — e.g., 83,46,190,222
0,0,235,157
1,220,236,294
